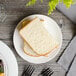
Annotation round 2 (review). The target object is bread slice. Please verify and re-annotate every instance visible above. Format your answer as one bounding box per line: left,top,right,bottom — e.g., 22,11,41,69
22,20,44,57
23,20,45,57
20,18,59,56
24,42,39,57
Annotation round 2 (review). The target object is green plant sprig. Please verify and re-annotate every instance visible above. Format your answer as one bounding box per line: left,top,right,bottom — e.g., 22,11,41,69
26,0,75,15
26,0,37,6
48,0,59,15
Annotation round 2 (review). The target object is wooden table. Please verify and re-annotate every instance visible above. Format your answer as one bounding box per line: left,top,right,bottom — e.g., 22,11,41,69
0,0,76,76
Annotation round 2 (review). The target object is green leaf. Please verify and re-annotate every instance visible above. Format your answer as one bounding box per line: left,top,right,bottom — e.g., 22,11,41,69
26,0,37,6
48,0,59,15
60,0,62,2
63,0,73,8
41,0,43,3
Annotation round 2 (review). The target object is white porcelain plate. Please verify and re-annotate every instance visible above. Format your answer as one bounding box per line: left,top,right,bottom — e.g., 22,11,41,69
13,14,62,64
0,41,18,76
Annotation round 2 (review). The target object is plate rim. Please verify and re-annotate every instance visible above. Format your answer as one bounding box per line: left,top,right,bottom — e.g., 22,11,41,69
0,41,18,76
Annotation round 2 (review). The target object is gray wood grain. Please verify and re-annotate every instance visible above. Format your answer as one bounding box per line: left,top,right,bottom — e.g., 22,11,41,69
67,56,76,76
58,36,76,71
0,0,76,76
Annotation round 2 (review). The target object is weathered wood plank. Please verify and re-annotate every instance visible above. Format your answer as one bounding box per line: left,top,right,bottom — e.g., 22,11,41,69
0,0,76,76
67,56,76,76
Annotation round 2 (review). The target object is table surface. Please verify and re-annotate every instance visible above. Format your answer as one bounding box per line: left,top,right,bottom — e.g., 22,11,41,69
0,0,76,76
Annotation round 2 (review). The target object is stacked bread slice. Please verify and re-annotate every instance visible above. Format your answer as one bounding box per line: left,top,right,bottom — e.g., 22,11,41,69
20,19,44,57
19,18,59,57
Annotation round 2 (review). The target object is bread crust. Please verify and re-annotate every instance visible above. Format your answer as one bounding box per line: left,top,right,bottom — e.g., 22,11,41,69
23,44,59,57
23,48,40,57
